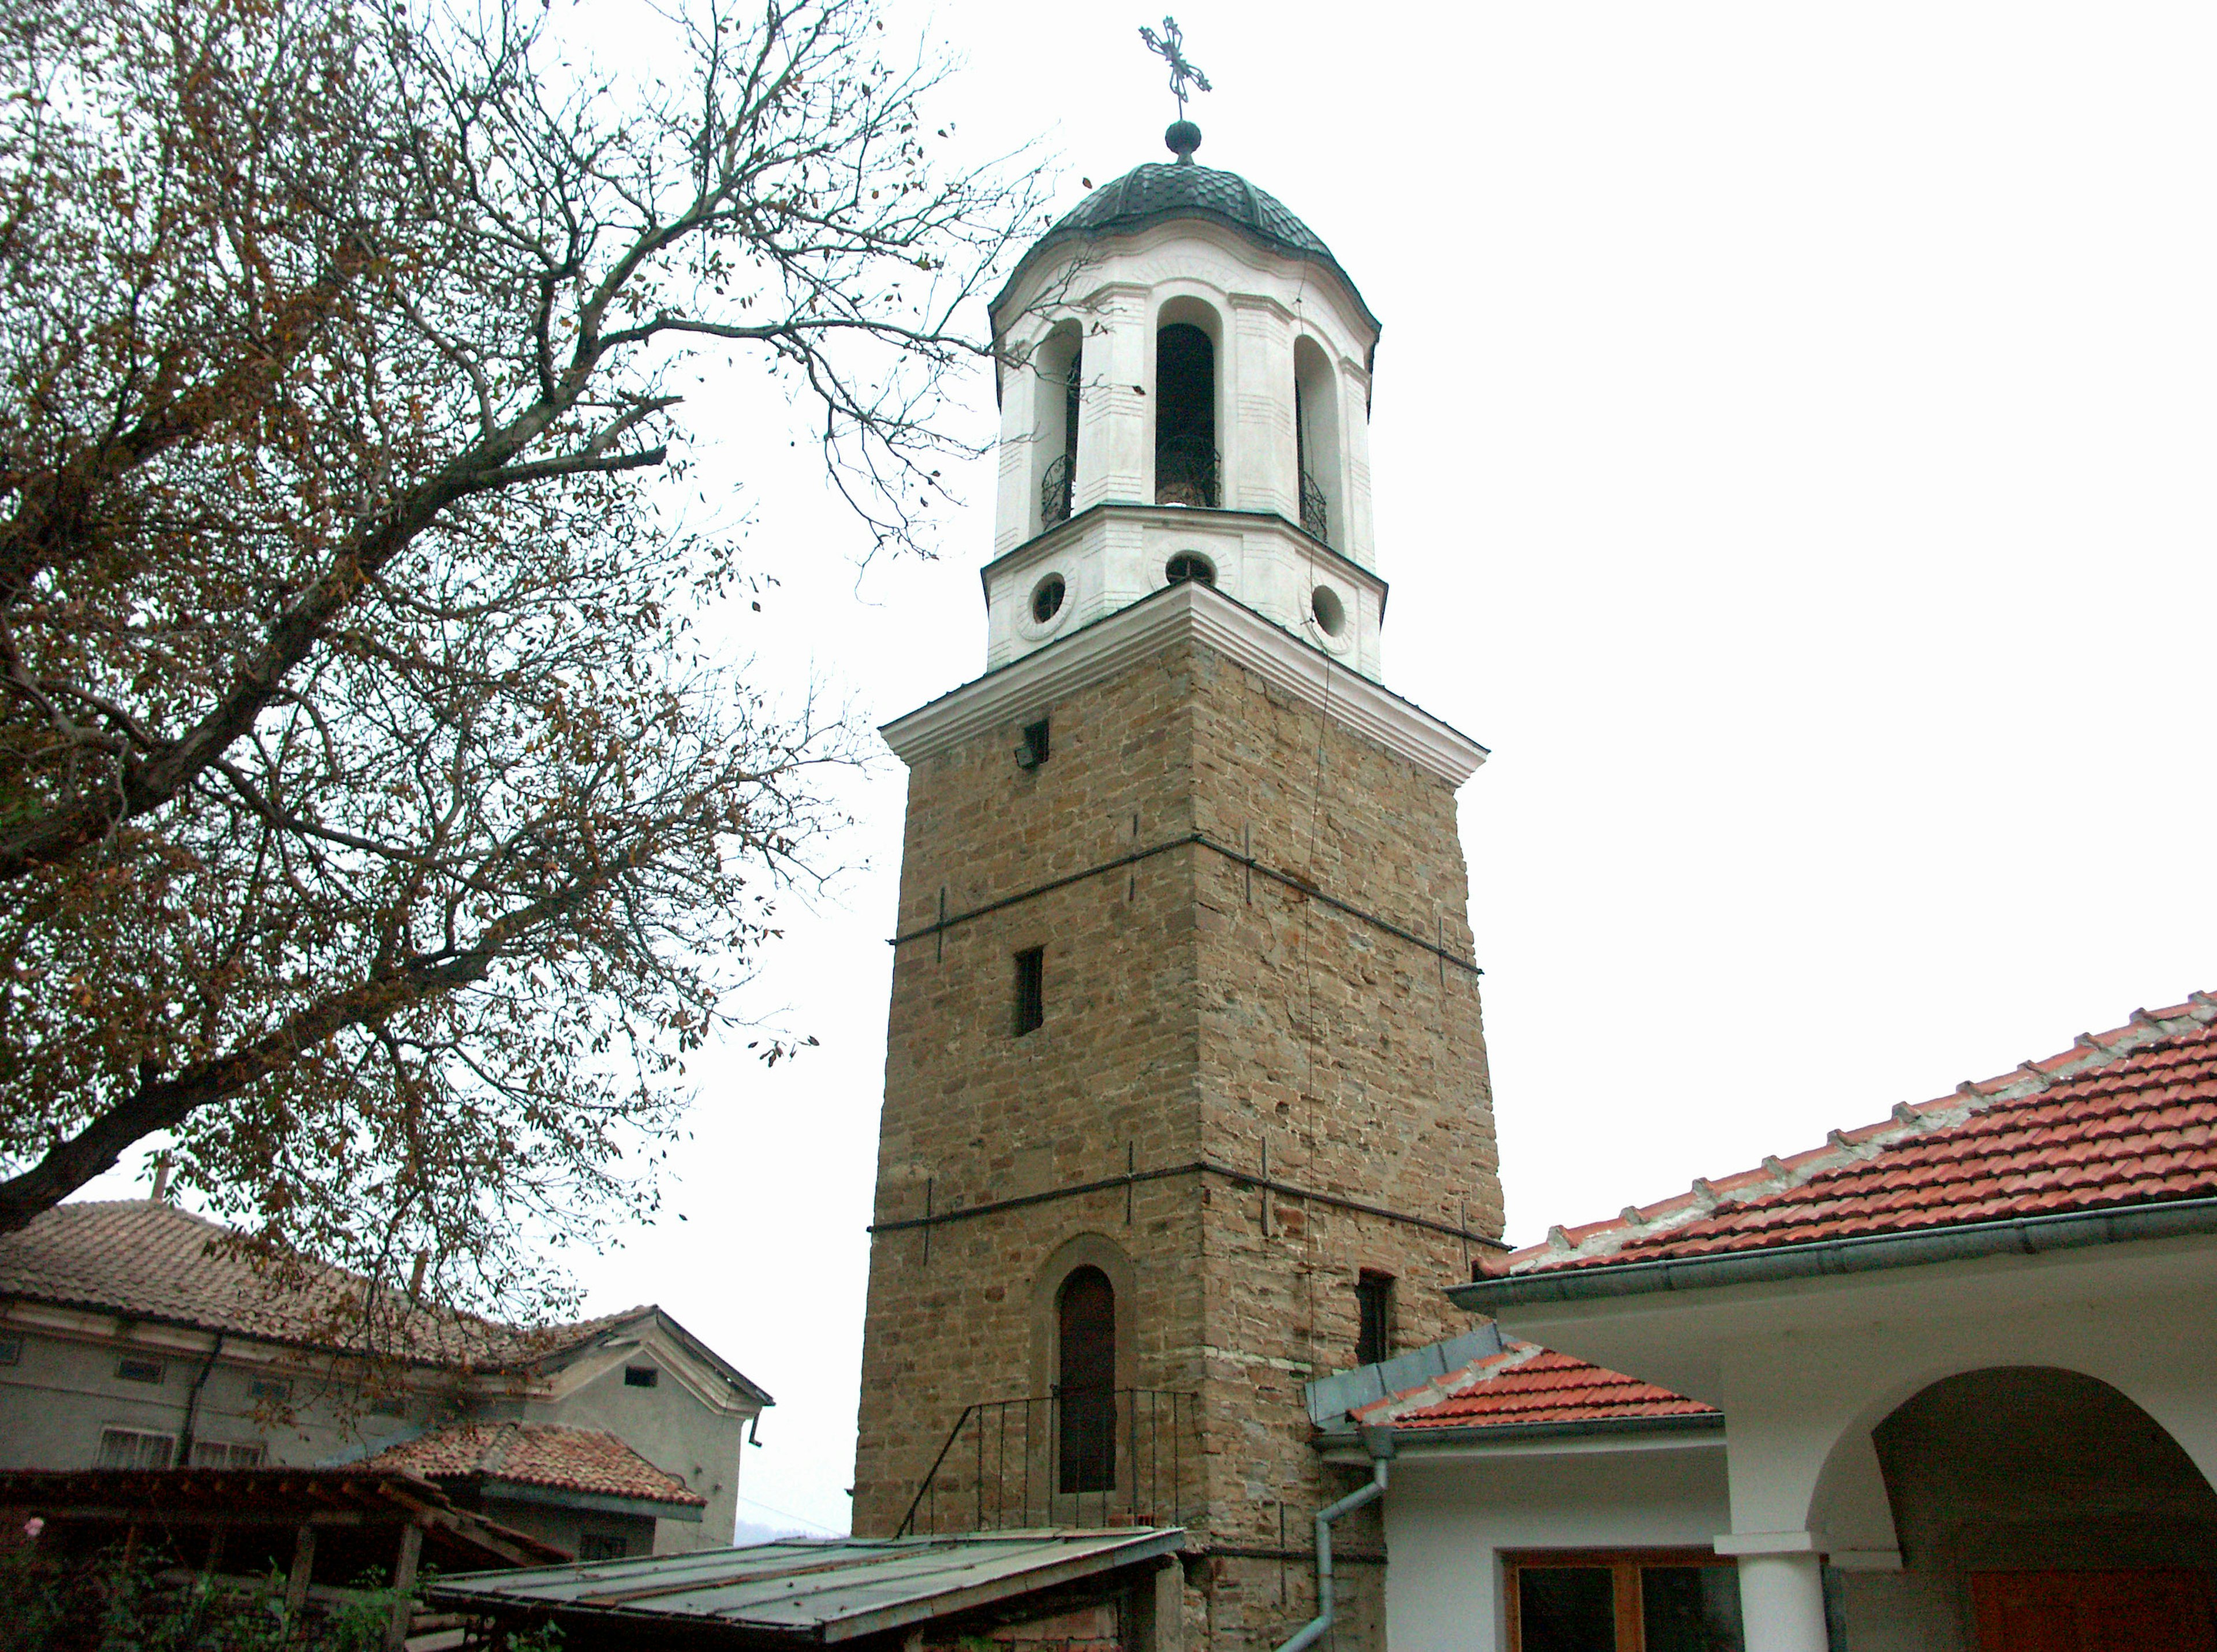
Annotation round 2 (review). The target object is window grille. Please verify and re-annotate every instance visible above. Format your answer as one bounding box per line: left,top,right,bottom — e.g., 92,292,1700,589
1013,947,1046,1037
248,1377,291,1404
115,1354,165,1385
96,1427,175,1469
578,1532,633,1562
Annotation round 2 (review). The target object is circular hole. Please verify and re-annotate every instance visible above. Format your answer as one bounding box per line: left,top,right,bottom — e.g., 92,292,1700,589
1310,585,1347,637
1165,552,1216,588
1030,573,1066,625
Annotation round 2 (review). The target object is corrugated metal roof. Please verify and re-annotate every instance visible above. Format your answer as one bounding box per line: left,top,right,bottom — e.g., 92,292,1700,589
431,1528,1184,1643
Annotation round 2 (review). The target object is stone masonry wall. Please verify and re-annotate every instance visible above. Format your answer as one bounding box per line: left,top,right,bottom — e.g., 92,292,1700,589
853,620,1503,1652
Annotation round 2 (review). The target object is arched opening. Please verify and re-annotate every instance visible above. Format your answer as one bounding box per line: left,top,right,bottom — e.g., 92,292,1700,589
1849,1367,2217,1647
1293,336,1341,545
1055,1265,1115,1494
1154,312,1218,509
1033,322,1083,533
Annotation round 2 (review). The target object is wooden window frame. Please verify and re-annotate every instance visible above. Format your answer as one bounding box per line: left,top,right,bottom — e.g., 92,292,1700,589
1502,1549,1733,1652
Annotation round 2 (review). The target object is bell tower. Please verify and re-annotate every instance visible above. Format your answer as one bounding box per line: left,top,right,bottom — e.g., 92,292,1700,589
851,117,1504,1652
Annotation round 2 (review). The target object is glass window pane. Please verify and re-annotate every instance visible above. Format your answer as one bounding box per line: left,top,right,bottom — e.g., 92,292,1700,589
1518,1566,1616,1652
1641,1565,1746,1652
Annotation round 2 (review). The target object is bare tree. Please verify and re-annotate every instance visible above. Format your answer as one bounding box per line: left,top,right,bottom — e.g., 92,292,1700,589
0,0,1046,1321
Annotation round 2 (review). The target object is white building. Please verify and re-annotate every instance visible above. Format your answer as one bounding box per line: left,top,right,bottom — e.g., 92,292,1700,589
0,1198,771,1558
1318,993,2217,1651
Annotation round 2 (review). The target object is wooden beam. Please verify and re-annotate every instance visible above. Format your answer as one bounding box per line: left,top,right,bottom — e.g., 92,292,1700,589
283,1526,318,1623
385,1522,424,1652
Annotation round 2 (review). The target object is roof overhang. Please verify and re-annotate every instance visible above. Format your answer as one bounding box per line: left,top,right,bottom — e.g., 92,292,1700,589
477,1476,704,1523
1449,1195,2217,1315
1317,1411,1725,1463
880,579,1487,787
431,1528,1186,1645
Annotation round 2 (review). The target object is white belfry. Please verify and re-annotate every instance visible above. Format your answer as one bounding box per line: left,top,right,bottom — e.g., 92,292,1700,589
982,124,1386,683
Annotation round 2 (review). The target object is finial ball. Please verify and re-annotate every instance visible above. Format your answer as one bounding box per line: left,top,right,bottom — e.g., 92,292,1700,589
1165,120,1202,162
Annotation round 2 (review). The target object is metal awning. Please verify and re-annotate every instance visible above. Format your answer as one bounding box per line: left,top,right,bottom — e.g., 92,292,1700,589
430,1527,1185,1644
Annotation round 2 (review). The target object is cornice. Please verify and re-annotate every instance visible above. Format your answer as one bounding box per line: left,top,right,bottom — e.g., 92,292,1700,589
880,582,1487,786
977,501,1387,607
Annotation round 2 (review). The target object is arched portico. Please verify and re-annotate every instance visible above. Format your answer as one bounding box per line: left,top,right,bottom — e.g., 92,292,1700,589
1730,1359,2217,1651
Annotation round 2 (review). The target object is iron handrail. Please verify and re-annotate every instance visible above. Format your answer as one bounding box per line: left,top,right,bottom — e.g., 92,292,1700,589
895,1388,1198,1537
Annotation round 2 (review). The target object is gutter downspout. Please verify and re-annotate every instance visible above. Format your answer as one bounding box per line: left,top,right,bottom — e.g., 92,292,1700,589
1275,1425,1395,1652
175,1330,224,1467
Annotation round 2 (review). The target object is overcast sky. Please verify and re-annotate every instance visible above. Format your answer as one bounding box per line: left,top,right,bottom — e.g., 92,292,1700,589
85,0,2217,1541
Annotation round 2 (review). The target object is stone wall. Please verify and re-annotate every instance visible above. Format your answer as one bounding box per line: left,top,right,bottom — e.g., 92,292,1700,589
854,628,1502,1652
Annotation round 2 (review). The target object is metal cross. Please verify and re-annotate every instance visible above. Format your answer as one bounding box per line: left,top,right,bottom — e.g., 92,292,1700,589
1139,16,1212,120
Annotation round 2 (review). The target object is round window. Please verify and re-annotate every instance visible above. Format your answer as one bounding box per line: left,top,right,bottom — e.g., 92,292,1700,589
1031,572,1066,625
1165,552,1216,588
1310,585,1347,637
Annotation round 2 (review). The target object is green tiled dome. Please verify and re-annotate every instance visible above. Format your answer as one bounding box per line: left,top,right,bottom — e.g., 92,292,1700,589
991,146,1377,335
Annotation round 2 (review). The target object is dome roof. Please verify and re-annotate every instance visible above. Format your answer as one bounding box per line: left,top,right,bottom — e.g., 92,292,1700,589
991,157,1378,337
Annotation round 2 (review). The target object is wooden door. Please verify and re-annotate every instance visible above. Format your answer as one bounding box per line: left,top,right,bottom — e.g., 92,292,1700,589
1972,1570,2217,1652
1057,1266,1115,1494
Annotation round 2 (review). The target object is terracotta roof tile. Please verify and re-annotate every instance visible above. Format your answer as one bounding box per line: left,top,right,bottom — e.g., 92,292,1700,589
1350,1341,1715,1431
365,1422,707,1508
1505,995,2217,1277
0,1198,639,1368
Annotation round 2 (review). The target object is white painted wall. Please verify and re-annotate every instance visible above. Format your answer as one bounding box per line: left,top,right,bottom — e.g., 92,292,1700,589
985,214,1386,680
1380,1435,1731,1651
1490,1235,2217,1647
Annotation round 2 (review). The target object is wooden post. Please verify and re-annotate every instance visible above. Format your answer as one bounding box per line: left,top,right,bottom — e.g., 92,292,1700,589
283,1525,318,1624
384,1523,424,1652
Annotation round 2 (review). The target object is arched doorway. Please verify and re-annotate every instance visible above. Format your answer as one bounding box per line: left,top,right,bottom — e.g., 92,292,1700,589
1056,1265,1115,1494
1858,1367,2217,1650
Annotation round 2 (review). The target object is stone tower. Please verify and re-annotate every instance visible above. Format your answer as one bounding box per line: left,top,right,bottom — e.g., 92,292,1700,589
852,125,1504,1652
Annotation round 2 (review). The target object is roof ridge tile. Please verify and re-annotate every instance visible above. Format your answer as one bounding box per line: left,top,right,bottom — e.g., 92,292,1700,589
1502,991,2217,1274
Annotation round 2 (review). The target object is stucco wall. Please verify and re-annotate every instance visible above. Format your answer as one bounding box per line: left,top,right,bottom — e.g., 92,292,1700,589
0,1315,427,1470
522,1351,748,1552
1380,1439,1732,1652
1492,1234,2217,1647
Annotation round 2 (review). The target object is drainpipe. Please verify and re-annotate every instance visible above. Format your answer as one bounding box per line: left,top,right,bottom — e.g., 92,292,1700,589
175,1332,225,1467
1275,1425,1395,1652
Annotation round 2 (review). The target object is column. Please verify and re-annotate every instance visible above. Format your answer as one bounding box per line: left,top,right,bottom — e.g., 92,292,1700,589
1733,1552,1828,1652
1228,294,1294,519
1074,285,1151,512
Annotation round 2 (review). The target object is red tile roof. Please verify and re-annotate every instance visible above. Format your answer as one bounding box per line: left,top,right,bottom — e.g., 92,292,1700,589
0,1198,647,1369
366,1422,707,1509
1494,993,2217,1278
1351,1339,1715,1431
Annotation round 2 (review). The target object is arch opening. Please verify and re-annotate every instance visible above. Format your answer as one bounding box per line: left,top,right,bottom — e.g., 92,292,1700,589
1833,1366,2217,1646
1154,319,1218,508
1033,322,1083,533
1055,1265,1115,1494
1293,336,1342,546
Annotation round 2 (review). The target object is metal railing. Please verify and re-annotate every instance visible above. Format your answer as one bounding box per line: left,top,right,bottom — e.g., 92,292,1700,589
1154,436,1220,508
896,1389,1198,1536
1041,450,1074,528
1299,468,1329,543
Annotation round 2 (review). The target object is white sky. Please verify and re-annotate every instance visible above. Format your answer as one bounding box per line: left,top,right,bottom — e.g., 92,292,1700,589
83,0,2217,1542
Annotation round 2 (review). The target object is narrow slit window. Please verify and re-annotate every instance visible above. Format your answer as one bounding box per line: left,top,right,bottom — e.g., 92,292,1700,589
1013,946,1045,1036
1356,1271,1394,1366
